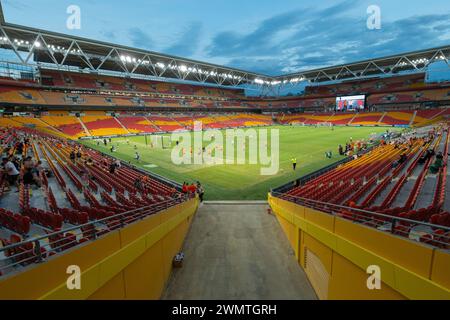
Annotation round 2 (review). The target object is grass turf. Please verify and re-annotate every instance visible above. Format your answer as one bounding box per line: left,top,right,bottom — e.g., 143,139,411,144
81,125,397,200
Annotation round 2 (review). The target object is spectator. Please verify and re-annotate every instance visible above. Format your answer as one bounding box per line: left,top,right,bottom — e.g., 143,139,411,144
2,157,19,192
196,181,204,202
134,178,143,191
22,156,36,186
85,157,94,166
188,183,197,194
76,149,82,160
109,162,116,174
80,170,90,192
11,156,20,171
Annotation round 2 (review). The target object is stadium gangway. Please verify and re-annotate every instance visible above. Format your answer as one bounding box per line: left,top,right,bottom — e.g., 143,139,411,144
270,191,450,249
0,195,193,277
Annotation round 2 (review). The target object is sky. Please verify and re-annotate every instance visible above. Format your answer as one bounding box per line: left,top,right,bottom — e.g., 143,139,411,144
3,0,450,76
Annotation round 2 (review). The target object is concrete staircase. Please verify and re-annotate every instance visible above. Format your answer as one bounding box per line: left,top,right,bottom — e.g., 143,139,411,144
144,116,162,132
170,115,188,130
114,117,131,134
377,112,387,125
409,111,417,126
77,117,91,137
347,113,358,125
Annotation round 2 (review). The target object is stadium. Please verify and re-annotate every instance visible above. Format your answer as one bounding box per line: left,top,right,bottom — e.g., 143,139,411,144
0,0,449,303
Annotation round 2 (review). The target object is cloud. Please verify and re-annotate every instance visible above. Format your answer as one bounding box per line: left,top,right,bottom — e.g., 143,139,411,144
164,22,203,57
204,0,450,75
3,0,30,10
100,30,117,41
128,27,153,49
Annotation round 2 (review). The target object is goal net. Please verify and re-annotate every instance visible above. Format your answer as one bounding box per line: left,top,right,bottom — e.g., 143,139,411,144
162,136,172,149
149,135,163,148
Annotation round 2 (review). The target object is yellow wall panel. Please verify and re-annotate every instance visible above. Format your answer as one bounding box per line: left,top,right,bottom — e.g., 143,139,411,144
123,240,165,299
0,198,198,300
329,253,406,300
268,195,450,299
431,250,450,289
0,231,121,299
120,214,161,246
304,208,335,232
275,214,298,256
89,273,126,300
162,219,190,280
334,217,434,278
302,234,333,274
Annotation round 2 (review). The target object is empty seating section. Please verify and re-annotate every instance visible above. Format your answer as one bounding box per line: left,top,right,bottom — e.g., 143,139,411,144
279,110,441,127
279,126,450,247
413,109,449,126
117,116,158,133
351,113,383,125
6,109,448,140
0,86,47,104
379,111,414,125
81,114,128,136
40,112,86,138
0,127,186,275
150,116,185,131
0,112,277,138
40,70,245,99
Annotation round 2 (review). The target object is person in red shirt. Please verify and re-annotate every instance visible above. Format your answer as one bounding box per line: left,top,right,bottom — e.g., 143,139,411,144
188,183,197,193
182,182,188,193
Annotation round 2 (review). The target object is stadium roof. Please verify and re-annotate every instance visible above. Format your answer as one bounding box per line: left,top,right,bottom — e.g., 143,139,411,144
0,2,449,87
274,45,450,84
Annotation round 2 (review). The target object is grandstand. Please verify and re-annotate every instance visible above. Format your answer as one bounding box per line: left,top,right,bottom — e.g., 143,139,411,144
0,0,449,302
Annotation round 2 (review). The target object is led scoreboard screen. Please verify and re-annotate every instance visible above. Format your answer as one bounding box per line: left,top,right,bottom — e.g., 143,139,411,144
336,95,365,111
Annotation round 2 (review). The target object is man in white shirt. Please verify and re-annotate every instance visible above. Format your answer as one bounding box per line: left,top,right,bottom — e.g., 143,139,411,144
2,157,19,191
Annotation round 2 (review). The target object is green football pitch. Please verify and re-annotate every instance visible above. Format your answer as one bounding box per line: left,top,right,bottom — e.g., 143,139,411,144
81,125,398,200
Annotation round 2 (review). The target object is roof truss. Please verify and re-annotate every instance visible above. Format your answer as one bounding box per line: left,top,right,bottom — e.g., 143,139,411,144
0,22,449,87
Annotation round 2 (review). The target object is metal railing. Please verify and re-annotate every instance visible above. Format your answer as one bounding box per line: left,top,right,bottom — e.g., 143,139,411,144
271,191,450,249
79,143,183,191
0,195,192,277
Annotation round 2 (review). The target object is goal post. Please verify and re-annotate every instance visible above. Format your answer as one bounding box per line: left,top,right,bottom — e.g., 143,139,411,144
150,135,163,148
162,135,172,149
317,122,332,127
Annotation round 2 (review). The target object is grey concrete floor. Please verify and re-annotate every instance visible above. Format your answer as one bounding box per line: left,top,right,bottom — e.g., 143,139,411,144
162,202,317,300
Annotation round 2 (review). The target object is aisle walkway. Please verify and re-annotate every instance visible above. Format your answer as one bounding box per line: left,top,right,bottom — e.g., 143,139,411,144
162,202,317,300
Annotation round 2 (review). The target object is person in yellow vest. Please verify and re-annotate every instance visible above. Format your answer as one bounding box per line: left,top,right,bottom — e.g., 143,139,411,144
291,157,297,171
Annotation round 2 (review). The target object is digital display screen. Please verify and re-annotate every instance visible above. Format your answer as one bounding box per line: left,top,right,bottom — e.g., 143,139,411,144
336,95,365,111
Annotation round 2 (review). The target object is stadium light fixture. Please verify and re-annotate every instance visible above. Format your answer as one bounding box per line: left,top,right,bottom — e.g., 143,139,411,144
179,65,188,72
